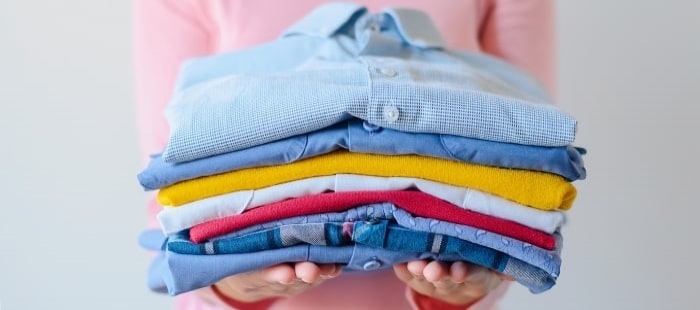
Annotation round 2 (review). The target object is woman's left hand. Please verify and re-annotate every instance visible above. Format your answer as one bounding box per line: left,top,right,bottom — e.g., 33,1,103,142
393,260,508,306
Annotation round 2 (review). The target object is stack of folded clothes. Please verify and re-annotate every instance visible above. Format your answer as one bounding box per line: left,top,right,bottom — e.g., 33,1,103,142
137,3,586,297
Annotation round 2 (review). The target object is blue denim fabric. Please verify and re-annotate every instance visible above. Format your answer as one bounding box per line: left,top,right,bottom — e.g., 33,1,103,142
210,203,562,279
141,230,468,296
140,228,555,296
162,3,577,163
168,219,510,264
167,219,553,292
139,119,586,190
167,222,354,255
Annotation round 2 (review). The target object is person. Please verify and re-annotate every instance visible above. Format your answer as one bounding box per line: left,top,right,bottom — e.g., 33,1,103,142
133,1,556,309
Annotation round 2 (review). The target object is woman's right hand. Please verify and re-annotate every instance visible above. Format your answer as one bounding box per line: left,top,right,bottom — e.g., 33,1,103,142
212,262,342,303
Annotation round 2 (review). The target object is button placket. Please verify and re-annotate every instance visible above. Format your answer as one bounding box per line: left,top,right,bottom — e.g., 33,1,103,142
365,56,402,129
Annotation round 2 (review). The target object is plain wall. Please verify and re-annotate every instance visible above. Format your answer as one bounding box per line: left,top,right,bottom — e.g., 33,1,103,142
1,1,697,309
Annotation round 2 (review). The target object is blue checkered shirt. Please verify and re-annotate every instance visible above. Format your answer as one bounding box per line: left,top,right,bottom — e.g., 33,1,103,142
162,3,577,163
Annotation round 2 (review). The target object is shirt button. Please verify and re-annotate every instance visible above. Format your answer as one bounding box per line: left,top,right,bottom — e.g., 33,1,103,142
376,67,397,77
362,121,382,133
363,259,382,271
383,106,400,123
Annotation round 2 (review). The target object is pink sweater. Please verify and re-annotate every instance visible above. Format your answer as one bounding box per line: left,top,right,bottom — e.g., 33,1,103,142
132,1,555,309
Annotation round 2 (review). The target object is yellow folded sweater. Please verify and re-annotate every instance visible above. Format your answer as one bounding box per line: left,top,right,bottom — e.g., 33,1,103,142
158,151,576,211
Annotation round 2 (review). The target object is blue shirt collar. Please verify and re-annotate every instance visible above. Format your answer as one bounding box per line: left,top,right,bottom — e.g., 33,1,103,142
281,2,446,49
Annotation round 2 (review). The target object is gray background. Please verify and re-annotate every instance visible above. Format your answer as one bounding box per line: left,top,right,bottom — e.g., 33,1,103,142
0,1,697,309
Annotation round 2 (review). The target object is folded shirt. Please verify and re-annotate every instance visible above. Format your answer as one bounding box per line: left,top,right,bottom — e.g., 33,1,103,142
158,151,576,211
161,4,576,163
173,203,562,279
175,4,552,101
157,174,566,236
164,56,577,163
139,119,585,191
187,190,556,250
142,231,555,296
176,220,557,293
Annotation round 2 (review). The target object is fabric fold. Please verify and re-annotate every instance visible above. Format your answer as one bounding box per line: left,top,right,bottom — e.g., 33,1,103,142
188,190,556,250
157,174,566,236
158,151,576,211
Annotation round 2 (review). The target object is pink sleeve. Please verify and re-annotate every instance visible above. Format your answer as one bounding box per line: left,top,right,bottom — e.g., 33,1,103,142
132,0,216,161
132,0,216,228
480,0,557,95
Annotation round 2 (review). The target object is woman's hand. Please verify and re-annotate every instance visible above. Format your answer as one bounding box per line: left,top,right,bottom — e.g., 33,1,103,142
213,262,342,303
394,260,507,306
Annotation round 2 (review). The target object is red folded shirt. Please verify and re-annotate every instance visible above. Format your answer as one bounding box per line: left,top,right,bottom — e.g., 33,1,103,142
189,190,555,249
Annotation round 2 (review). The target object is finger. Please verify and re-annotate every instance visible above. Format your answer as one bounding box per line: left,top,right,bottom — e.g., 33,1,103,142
463,264,503,293
449,261,468,284
330,264,343,277
423,260,449,283
406,260,429,277
295,261,322,283
318,264,341,279
464,264,494,284
393,263,414,283
261,263,297,284
499,273,515,282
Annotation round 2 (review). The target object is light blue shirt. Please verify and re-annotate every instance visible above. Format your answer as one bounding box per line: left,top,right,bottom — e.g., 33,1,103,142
140,119,586,190
162,3,577,163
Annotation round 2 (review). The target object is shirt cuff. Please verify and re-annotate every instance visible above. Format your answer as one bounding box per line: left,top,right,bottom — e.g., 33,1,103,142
209,285,281,310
